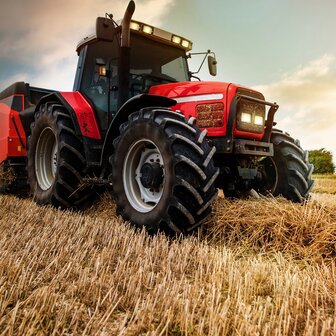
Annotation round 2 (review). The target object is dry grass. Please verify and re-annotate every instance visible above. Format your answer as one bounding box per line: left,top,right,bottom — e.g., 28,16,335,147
1,191,336,335
0,168,15,188
208,196,336,260
312,174,336,195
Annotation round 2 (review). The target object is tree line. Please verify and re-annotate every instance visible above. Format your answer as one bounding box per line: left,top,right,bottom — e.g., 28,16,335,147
308,148,335,174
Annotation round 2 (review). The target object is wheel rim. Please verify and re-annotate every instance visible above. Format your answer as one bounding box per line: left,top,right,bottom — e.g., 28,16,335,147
35,127,58,191
259,157,278,194
123,139,164,213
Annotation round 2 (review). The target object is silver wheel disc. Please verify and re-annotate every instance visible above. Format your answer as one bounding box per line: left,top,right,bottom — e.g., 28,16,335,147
259,156,279,194
123,139,164,213
35,127,58,191
266,157,278,193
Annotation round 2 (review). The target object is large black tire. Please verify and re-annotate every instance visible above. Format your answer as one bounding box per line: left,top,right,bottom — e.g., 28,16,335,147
27,102,90,208
110,108,219,234
257,129,314,202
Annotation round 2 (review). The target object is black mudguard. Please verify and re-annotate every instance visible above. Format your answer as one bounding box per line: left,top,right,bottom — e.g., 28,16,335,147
101,94,176,164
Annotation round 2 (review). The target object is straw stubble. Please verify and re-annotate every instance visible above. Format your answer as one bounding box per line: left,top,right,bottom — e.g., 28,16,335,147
0,184,335,335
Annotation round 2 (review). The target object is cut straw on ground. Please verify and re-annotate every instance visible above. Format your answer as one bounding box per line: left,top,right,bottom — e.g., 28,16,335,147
0,191,335,335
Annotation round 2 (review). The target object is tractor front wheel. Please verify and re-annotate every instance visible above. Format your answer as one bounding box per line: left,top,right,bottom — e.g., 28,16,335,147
110,108,219,234
257,129,314,202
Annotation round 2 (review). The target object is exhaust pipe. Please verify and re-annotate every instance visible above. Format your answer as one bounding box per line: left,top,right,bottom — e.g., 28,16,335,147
118,1,136,108
121,0,135,47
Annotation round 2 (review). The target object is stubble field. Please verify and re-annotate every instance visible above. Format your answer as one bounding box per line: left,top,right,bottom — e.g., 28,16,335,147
0,176,335,335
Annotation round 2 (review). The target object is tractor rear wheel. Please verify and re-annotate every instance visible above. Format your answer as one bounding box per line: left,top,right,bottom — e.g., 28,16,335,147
257,129,314,202
110,108,219,234
27,102,90,208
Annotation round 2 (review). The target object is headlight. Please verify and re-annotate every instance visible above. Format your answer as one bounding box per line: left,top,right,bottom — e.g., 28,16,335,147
181,39,190,49
172,35,182,44
130,22,141,31
254,115,264,126
142,25,154,34
241,112,252,123
236,99,266,133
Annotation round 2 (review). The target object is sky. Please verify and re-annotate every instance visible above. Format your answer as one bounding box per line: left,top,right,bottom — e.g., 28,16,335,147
0,0,336,165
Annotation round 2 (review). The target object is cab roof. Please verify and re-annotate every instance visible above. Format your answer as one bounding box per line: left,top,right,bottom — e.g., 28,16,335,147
76,19,193,54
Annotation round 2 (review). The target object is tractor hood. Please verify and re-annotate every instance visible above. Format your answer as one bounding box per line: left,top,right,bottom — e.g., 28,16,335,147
149,81,236,137
149,81,268,138
149,81,231,103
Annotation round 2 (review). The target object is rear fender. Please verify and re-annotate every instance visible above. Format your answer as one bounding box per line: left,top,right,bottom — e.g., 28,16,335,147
36,92,101,140
36,92,103,167
101,94,176,164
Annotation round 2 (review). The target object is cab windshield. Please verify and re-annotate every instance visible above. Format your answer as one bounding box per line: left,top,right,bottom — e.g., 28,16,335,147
129,34,189,96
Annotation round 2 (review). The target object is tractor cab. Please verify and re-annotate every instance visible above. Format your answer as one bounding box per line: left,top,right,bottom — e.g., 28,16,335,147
74,18,192,132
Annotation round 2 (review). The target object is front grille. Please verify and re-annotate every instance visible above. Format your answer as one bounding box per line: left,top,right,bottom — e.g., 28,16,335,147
196,102,224,128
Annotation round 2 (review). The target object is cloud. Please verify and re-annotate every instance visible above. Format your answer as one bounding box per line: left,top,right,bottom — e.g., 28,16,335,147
254,54,336,163
0,0,176,90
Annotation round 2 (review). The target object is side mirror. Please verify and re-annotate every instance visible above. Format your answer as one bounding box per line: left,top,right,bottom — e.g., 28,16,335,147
208,55,217,76
96,17,115,41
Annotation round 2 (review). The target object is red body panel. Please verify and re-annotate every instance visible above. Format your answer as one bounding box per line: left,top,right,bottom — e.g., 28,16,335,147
0,95,27,164
60,92,101,140
150,81,229,137
149,81,265,140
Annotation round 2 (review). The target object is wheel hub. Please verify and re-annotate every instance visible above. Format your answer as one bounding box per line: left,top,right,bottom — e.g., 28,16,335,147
35,127,58,191
140,162,163,189
257,157,278,194
123,140,165,213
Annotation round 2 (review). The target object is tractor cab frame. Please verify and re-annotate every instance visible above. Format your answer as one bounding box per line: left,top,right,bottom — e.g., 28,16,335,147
73,15,193,134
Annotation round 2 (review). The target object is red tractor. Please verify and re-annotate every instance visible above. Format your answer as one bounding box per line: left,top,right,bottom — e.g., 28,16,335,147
0,1,313,234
